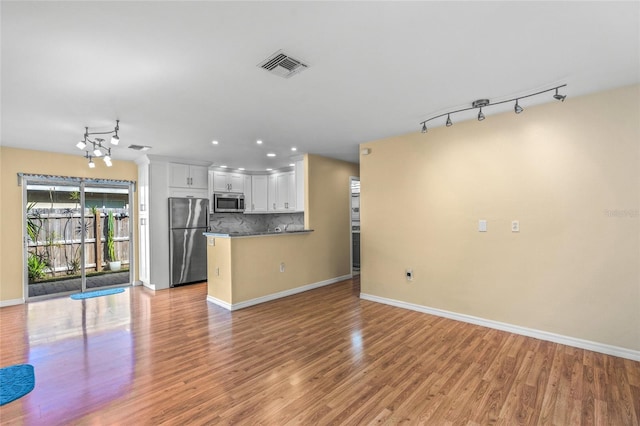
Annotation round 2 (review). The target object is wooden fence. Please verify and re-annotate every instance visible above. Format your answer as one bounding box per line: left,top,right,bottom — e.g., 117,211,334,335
27,209,130,280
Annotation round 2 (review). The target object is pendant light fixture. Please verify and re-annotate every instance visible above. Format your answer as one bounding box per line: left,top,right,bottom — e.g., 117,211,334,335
75,120,121,167
419,84,567,133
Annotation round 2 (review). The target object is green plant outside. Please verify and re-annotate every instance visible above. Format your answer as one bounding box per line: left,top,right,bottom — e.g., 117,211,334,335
28,253,47,280
106,211,117,262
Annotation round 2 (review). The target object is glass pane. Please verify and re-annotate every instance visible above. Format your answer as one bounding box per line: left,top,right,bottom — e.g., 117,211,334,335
84,186,131,290
26,184,84,297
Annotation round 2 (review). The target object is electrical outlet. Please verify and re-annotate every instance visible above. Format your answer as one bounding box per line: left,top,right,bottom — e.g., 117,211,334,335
512,220,520,232
280,262,285,273
406,268,413,281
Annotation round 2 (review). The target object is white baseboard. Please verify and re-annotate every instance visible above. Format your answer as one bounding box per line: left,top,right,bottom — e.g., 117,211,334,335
208,274,351,311
132,280,143,287
0,298,25,307
206,295,233,310
142,282,156,291
360,293,640,362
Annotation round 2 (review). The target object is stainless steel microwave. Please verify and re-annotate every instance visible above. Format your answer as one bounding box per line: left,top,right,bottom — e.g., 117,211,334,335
213,192,245,213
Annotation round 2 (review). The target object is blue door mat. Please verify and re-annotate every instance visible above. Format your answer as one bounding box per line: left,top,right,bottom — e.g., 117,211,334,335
70,288,125,300
0,364,35,406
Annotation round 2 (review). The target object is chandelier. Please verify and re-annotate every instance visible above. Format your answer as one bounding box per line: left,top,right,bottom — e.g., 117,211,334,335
75,120,120,168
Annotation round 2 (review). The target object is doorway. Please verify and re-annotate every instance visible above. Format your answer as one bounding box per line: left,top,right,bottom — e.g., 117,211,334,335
350,177,360,277
23,176,133,300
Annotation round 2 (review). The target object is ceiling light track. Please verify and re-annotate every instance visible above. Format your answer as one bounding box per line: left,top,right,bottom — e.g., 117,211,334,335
76,120,120,167
419,84,567,133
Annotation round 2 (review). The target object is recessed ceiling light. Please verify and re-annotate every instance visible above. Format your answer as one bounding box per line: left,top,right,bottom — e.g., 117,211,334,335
238,168,245,171
212,140,219,145
256,140,263,145
291,147,297,151
267,153,276,157
289,163,295,167
266,168,273,171
220,165,227,168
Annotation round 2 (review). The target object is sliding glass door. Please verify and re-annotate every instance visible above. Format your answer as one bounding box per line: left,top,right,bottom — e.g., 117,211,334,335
24,176,133,300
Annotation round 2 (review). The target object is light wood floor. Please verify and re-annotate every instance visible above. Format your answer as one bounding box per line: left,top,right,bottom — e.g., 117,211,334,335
1,278,638,425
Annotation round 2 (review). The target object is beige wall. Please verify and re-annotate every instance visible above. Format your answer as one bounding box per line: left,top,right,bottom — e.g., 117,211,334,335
0,147,139,302
208,154,359,304
360,85,640,352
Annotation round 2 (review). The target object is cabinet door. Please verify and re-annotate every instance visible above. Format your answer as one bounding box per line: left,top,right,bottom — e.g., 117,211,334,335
169,163,190,188
286,171,296,211
275,173,290,211
229,173,244,193
251,175,268,212
243,175,252,212
267,174,277,212
212,171,230,192
189,165,209,189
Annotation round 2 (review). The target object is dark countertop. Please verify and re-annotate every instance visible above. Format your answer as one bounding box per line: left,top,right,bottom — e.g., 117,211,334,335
204,229,314,238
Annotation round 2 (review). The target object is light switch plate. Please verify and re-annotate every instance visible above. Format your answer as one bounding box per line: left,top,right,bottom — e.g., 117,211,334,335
479,220,487,232
512,220,520,232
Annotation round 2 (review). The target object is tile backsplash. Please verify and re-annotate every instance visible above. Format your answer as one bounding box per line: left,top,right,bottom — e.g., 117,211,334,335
209,212,304,233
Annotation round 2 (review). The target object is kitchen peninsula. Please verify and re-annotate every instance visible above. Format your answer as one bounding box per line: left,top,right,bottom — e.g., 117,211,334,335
205,229,319,310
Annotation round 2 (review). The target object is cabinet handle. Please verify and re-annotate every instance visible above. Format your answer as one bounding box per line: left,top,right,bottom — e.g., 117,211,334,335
273,203,276,210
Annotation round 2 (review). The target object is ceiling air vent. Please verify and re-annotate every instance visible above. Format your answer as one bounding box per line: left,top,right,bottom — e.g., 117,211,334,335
128,144,151,151
258,50,308,79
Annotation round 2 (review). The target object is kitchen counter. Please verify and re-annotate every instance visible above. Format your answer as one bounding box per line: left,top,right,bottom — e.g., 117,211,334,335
204,229,314,238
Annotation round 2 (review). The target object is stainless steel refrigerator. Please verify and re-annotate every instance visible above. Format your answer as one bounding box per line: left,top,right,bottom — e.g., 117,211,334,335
169,197,209,286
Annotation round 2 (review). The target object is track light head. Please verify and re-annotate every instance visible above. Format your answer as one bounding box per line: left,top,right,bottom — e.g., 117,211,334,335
477,108,485,121
446,114,453,127
110,135,120,145
88,158,95,169
553,88,566,102
514,100,524,114
421,123,427,133
76,141,87,150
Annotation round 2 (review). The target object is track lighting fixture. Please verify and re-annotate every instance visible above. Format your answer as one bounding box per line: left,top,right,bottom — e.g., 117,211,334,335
75,120,121,167
553,88,566,102
514,99,524,114
419,84,567,134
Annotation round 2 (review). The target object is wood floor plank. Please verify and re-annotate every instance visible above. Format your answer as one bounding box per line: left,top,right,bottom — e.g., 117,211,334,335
1,278,638,425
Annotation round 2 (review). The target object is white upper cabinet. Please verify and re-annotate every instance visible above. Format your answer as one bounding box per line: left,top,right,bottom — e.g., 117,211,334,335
267,174,277,212
250,175,268,212
209,159,305,214
169,163,208,190
275,171,296,211
213,171,244,193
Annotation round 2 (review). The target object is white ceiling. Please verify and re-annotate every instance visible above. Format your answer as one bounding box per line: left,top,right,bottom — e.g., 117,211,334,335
2,1,639,171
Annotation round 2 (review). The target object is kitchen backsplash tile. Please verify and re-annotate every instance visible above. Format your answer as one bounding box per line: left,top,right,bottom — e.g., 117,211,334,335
209,212,303,233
